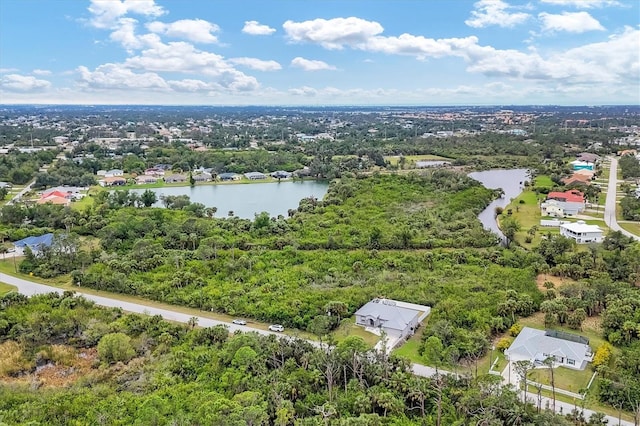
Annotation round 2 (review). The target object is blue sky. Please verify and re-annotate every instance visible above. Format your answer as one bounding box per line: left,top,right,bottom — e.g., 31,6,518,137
0,0,638,105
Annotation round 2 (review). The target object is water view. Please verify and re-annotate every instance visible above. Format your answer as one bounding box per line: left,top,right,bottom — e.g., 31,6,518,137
468,169,530,241
130,180,329,219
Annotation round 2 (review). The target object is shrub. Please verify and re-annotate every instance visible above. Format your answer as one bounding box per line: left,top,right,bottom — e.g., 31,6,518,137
509,323,523,337
97,333,135,364
592,342,613,369
496,337,513,352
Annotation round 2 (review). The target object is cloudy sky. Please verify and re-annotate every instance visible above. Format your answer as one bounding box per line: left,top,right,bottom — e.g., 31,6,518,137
0,0,638,105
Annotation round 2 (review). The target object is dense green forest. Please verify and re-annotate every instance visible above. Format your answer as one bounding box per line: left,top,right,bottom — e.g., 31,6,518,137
0,292,610,425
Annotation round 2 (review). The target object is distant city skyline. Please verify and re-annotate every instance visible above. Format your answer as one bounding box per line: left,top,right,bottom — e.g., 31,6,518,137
0,0,638,105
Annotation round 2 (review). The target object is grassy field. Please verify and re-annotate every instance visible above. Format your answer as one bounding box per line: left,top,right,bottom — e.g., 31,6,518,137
499,189,546,248
393,332,423,363
528,366,593,394
619,222,640,236
0,282,16,295
534,175,554,188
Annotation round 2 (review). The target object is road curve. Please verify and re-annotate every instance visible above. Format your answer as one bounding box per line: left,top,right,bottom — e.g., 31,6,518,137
1,272,633,424
604,157,640,241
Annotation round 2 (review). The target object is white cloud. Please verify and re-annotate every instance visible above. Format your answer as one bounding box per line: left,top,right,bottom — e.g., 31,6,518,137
88,0,164,29
77,63,169,90
242,20,276,35
147,19,220,44
539,11,605,33
465,0,531,28
539,0,621,8
229,57,282,71
109,17,143,50
32,69,52,76
364,34,479,60
168,79,213,92
0,68,19,73
283,17,384,49
288,86,318,96
0,74,51,92
290,57,337,71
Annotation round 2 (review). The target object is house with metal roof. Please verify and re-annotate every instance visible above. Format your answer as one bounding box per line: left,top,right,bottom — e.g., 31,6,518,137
244,171,267,180
505,327,593,370
354,298,431,340
13,233,54,255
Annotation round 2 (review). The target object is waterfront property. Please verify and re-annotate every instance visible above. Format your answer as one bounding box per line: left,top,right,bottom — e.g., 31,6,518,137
505,327,593,370
560,221,604,244
541,190,585,217
245,171,267,180
354,298,431,342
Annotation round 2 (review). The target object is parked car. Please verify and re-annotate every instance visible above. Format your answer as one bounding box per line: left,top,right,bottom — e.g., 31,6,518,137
232,319,247,325
268,324,284,332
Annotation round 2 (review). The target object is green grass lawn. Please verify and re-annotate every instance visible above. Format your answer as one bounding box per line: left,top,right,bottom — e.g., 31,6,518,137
527,366,593,394
499,189,546,248
619,222,640,236
393,332,424,363
334,317,380,348
0,282,16,295
534,175,554,188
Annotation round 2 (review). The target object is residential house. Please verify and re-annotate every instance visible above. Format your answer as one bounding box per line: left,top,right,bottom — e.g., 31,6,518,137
192,173,211,182
99,177,126,187
13,233,54,255
574,169,596,180
144,168,165,177
541,190,586,217
576,153,600,163
560,221,604,244
561,174,592,186
164,174,187,183
271,170,292,179
37,195,70,206
0,181,12,189
105,169,124,178
136,175,158,184
219,172,241,181
505,327,593,370
354,298,431,341
96,170,107,177
244,171,267,180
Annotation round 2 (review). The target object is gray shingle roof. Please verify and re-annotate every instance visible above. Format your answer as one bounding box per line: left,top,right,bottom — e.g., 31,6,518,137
506,327,591,363
355,299,421,330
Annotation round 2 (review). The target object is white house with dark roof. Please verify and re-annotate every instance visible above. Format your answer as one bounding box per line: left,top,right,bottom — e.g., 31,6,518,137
505,327,593,370
354,298,431,340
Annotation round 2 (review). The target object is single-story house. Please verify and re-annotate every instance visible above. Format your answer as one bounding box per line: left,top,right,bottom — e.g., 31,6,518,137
560,221,604,244
245,171,267,180
573,169,596,179
192,173,211,182
144,168,165,177
561,174,592,186
42,186,86,198
505,327,593,370
0,181,12,189
104,169,124,178
164,174,187,183
354,298,431,341
13,233,54,255
40,190,73,200
37,195,70,206
219,172,241,181
99,177,126,187
576,153,600,163
570,160,595,171
96,170,107,177
271,170,292,179
136,175,158,184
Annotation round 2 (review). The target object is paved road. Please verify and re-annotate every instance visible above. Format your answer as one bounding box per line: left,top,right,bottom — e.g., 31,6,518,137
7,180,35,205
604,157,640,241
2,273,632,424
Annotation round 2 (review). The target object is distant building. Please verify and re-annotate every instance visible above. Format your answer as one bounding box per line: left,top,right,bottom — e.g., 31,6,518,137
541,190,586,217
164,174,187,183
219,172,241,181
104,169,124,178
270,170,292,179
570,160,595,171
560,220,604,244
13,233,54,255
244,171,267,180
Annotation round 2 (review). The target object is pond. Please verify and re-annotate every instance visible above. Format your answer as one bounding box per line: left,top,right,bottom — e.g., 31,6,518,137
130,180,329,219
468,169,530,242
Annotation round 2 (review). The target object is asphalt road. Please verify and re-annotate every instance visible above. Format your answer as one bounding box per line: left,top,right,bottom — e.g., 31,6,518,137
604,157,640,241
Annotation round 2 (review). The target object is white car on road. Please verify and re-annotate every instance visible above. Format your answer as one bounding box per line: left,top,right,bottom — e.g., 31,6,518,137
268,324,284,332
232,319,247,325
